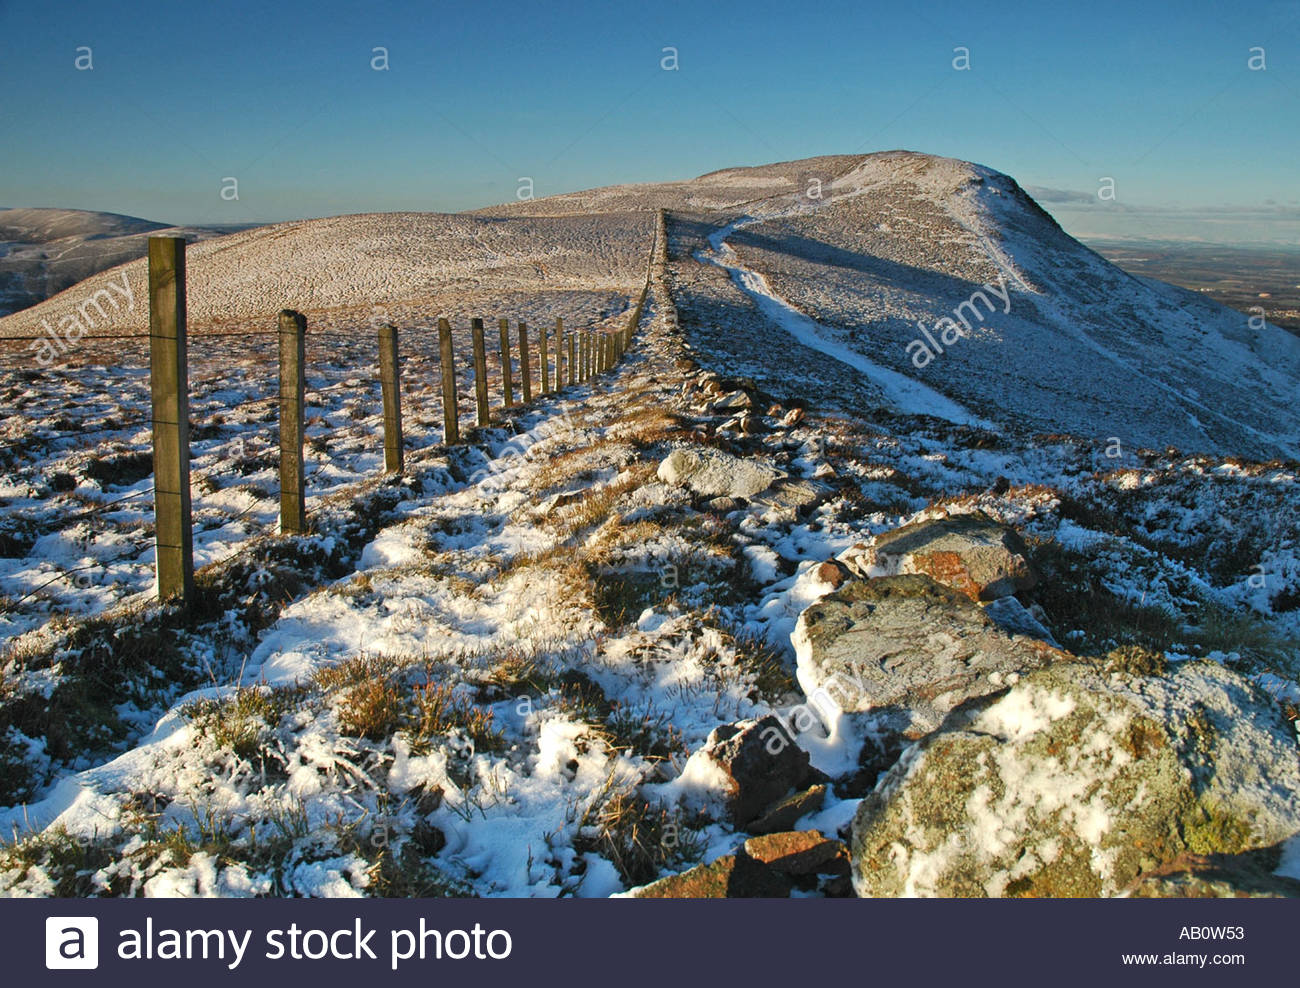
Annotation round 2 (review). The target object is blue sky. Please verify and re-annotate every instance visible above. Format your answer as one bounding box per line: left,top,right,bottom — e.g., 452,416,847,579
1,0,1297,243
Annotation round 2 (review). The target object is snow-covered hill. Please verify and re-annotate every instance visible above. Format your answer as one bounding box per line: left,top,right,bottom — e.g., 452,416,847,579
495,151,1300,459
0,208,238,318
0,211,655,335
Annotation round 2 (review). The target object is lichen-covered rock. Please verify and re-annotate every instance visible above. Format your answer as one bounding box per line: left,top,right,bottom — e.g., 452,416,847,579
793,574,1066,731
849,511,1037,601
657,447,781,499
850,660,1300,897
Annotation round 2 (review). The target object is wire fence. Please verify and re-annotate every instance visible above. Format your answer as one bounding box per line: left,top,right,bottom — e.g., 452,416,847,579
0,210,666,615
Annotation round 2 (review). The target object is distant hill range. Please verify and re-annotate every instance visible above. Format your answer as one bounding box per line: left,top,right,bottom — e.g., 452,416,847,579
0,208,254,316
5,153,1299,459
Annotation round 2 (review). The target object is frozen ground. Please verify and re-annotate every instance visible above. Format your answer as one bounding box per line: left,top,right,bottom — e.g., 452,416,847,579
0,154,1296,898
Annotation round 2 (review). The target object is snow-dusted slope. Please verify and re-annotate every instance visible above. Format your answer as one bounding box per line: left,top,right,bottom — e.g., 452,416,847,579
0,211,655,334
723,152,1300,459
492,151,1300,459
0,208,234,317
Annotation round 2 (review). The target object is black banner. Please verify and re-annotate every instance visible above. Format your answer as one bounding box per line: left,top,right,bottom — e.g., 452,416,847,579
10,898,1295,985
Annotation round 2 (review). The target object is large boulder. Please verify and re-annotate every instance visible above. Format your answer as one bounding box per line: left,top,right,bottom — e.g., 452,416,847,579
850,660,1300,897
794,574,1066,732
846,511,1037,601
657,447,781,499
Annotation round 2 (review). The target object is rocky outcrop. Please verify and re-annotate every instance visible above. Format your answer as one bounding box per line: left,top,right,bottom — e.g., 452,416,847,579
850,660,1300,897
844,511,1037,601
794,574,1066,731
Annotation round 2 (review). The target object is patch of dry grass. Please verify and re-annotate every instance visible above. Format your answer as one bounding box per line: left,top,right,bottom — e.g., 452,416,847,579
546,462,659,538
574,777,704,886
311,654,505,751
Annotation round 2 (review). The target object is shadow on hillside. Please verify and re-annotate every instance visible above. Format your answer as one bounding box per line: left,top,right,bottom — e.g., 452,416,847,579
731,227,1003,307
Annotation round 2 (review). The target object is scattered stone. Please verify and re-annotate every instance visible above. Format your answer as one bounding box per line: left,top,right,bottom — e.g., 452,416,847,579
781,407,805,427
706,495,746,513
814,560,852,591
755,478,827,513
743,830,844,875
410,784,444,817
411,820,446,855
748,784,827,834
657,447,782,499
866,511,1038,600
821,873,855,897
850,660,1300,897
794,574,1066,729
632,854,792,898
700,716,813,827
983,595,1058,645
710,390,753,412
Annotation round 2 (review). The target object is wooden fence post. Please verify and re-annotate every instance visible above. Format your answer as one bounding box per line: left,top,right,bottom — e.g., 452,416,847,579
378,322,403,473
498,317,513,407
554,317,565,390
540,321,551,395
278,308,307,535
148,236,193,605
555,323,564,390
519,321,533,402
439,317,459,444
471,317,489,427
568,332,576,385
